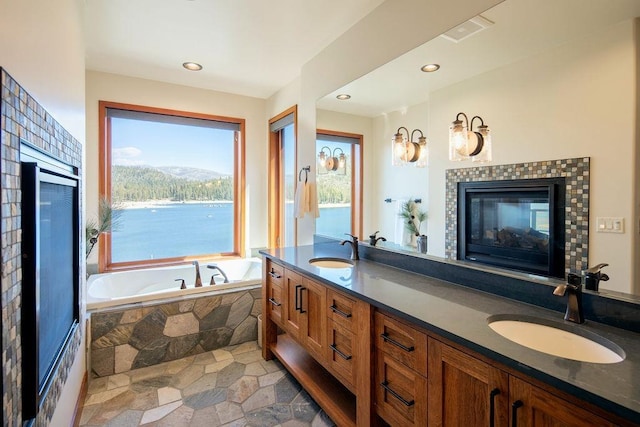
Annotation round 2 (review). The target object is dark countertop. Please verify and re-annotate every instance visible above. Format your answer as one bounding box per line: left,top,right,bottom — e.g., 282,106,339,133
261,244,640,422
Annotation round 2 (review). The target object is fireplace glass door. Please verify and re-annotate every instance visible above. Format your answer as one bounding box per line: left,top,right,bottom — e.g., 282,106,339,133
458,178,565,278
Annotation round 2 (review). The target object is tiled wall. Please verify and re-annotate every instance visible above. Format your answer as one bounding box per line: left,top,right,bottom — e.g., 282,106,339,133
90,288,262,378
445,157,590,274
1,68,84,426
445,157,589,272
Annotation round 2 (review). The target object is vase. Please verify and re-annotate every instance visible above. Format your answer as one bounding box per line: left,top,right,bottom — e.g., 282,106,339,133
417,235,428,253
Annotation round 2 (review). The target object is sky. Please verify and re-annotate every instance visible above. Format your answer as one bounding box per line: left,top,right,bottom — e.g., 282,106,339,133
111,117,235,175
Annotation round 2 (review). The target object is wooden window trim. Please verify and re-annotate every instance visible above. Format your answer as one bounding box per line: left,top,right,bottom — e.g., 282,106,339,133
268,105,298,248
316,129,364,239
98,100,245,272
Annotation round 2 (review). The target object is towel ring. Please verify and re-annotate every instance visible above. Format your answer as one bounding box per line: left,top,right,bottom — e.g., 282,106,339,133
298,166,311,183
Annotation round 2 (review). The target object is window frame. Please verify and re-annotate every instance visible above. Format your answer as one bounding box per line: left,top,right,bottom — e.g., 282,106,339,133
268,106,298,248
316,129,363,239
98,101,245,272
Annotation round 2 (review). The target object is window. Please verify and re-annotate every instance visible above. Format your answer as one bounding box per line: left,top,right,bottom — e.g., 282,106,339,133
99,101,245,270
268,106,297,247
315,130,362,239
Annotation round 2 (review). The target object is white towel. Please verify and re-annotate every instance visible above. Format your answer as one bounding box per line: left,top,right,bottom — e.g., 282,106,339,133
294,183,306,219
307,183,320,218
394,199,416,246
294,182,320,219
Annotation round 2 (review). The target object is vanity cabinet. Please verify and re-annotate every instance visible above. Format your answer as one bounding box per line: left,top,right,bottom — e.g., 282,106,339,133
428,338,620,427
374,311,428,426
262,256,637,427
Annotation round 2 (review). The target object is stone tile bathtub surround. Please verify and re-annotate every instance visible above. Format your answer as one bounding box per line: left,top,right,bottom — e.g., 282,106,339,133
91,288,262,377
80,341,335,427
445,157,590,274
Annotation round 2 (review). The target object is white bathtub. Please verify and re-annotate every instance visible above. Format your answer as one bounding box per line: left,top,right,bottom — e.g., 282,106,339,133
86,257,262,310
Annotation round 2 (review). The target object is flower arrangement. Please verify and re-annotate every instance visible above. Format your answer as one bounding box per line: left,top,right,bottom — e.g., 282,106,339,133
398,199,427,237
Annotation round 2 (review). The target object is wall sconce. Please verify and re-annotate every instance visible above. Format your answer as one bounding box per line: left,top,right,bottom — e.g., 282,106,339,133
318,146,347,174
449,112,492,162
391,127,429,167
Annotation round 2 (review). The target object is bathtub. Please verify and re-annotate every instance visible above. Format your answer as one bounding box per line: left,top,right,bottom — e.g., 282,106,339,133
86,257,262,310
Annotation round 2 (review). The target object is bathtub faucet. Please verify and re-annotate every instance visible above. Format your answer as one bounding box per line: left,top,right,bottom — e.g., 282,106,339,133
192,261,203,287
207,264,229,285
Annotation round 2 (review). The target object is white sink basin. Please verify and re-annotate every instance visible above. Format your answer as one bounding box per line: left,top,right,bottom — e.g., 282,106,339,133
308,257,354,269
487,315,625,364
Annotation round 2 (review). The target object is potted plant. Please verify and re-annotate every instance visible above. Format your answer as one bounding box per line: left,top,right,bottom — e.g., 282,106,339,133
399,199,428,253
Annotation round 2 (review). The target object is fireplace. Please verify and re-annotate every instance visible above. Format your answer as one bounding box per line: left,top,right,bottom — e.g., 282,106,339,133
457,178,566,278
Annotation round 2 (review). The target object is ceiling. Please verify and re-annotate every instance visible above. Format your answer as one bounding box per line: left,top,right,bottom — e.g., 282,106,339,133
316,0,640,117
84,0,385,99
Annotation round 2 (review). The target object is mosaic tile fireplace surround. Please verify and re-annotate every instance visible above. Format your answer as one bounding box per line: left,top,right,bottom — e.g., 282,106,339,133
445,157,590,275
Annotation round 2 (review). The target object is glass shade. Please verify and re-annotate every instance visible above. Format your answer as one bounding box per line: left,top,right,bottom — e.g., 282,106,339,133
392,134,408,166
472,125,492,162
416,137,428,168
449,120,469,161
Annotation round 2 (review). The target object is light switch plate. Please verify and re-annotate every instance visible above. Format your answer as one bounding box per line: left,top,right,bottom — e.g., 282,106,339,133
596,217,624,233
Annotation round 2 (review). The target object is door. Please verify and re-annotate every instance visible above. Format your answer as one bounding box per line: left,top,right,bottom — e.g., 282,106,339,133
300,277,327,361
428,338,509,427
283,269,303,338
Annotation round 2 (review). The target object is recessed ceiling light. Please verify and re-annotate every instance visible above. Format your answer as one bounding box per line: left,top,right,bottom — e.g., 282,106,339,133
336,94,351,100
421,64,440,73
182,62,203,71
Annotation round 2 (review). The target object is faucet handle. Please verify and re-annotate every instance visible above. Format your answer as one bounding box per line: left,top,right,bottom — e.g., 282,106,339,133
344,233,358,242
585,263,608,274
567,273,582,286
369,231,379,239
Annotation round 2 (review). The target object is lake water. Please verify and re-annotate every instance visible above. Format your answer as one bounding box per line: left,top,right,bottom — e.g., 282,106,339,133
112,203,350,262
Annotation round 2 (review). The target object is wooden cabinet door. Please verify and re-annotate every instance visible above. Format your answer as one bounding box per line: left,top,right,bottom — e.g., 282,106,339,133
509,377,617,427
327,319,356,390
300,277,327,361
283,269,303,339
428,338,509,427
375,350,428,426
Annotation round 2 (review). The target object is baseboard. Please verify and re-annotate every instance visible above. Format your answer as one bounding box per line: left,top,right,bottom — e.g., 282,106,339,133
71,372,88,427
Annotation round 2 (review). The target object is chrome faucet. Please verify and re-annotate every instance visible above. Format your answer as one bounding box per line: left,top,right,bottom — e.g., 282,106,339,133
193,261,203,287
583,263,609,291
207,264,229,285
553,273,584,324
368,231,387,247
340,233,359,260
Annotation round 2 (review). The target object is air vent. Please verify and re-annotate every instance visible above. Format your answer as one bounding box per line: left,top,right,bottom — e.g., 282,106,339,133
440,15,494,43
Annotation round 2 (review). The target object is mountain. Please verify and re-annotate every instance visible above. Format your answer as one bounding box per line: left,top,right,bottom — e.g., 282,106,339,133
155,166,229,181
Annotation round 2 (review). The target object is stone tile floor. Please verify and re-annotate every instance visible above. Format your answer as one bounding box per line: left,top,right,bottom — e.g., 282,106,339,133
79,341,335,426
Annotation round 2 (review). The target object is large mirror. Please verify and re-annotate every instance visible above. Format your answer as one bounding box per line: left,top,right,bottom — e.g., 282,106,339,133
316,0,640,296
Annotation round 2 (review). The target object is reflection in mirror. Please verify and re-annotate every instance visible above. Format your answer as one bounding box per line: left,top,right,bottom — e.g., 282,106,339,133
316,0,640,296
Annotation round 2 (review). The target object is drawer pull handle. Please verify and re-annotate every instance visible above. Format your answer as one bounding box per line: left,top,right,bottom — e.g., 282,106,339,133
512,400,523,427
489,388,500,427
330,344,352,360
268,297,281,307
268,268,282,279
380,333,415,352
295,285,306,313
330,305,352,318
380,381,414,407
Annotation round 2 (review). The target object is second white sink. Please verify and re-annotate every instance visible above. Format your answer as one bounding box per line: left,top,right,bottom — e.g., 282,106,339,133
487,315,624,364
308,257,354,269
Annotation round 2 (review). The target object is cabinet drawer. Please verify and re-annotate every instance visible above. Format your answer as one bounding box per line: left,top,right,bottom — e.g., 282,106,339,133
375,350,428,427
375,311,428,377
326,320,356,389
266,260,284,286
327,289,357,331
266,282,284,326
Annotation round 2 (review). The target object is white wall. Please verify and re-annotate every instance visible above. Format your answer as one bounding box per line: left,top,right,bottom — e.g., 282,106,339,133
0,0,86,141
0,0,86,424
361,20,636,293
85,71,269,262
